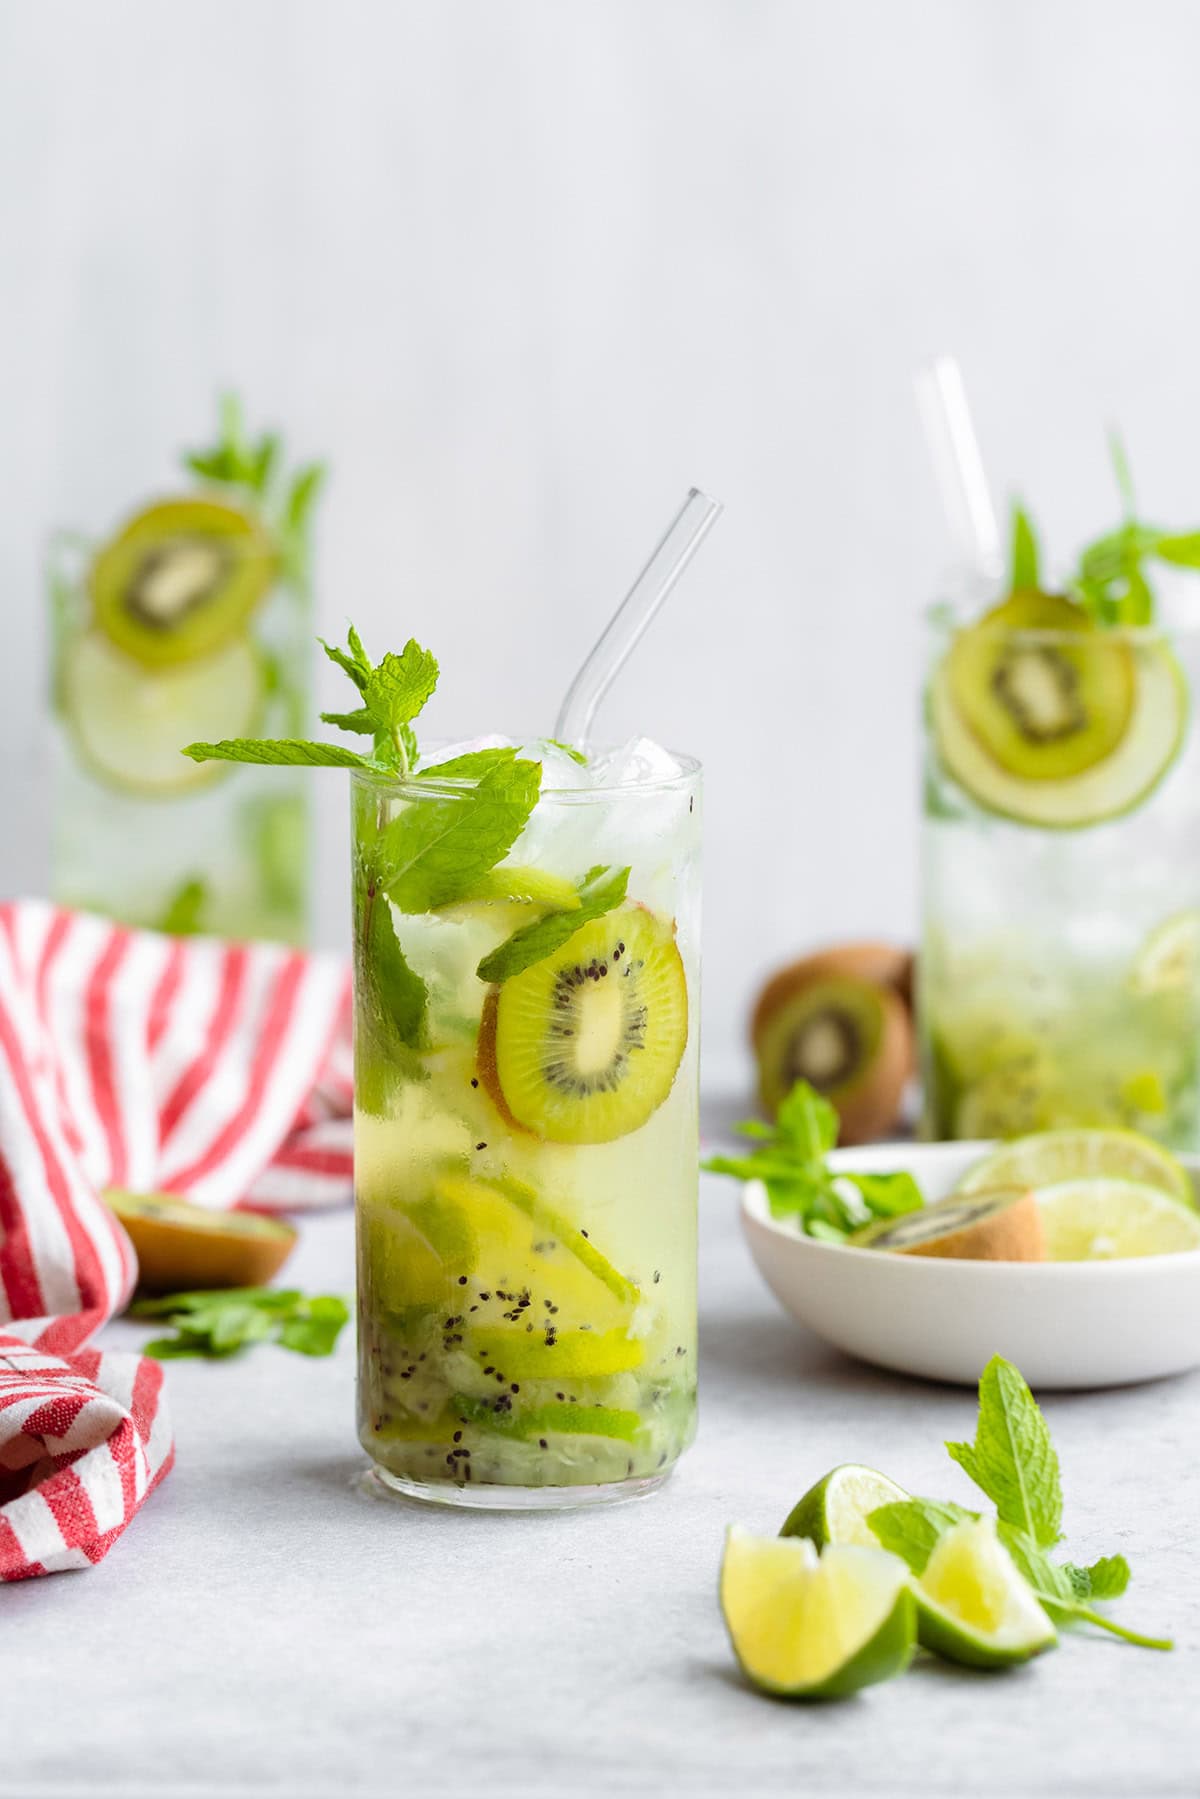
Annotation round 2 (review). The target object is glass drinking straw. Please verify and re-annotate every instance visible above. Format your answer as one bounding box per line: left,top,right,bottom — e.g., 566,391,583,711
554,487,723,748
914,356,1002,585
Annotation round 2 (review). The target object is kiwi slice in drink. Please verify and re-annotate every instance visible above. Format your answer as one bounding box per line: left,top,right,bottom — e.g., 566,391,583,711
90,496,276,669
753,975,911,1143
477,905,689,1144
933,590,1187,827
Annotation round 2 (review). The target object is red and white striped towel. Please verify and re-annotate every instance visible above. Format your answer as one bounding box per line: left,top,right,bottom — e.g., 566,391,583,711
0,902,353,1578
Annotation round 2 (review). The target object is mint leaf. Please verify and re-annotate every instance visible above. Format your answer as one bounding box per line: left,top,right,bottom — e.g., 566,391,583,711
183,738,370,769
775,1082,840,1161
1074,1553,1131,1601
477,864,629,985
380,751,541,913
1010,502,1040,590
320,707,376,734
945,1355,1063,1547
1155,532,1200,569
156,876,208,936
360,887,428,1052
133,1286,349,1360
867,1498,978,1574
548,739,589,766
841,1171,924,1219
321,631,371,694
362,640,439,774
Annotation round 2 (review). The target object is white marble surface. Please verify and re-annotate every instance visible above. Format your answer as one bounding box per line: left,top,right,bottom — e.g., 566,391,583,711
3,1177,1198,1799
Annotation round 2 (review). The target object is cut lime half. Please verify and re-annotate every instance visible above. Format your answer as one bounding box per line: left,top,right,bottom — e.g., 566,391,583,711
931,629,1187,829
1036,1178,1200,1260
780,1464,910,1549
915,1518,1056,1669
63,628,263,798
957,1129,1192,1206
720,1528,915,1700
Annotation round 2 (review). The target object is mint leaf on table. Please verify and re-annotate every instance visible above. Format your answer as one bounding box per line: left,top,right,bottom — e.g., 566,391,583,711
702,1079,924,1241
476,864,630,984
945,1354,1063,1547
379,750,542,913
867,1498,978,1574
996,1525,1169,1650
130,1287,350,1360
1069,1553,1131,1601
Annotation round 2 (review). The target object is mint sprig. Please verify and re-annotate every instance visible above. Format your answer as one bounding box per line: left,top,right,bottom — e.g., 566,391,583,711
703,1080,923,1240
867,1356,1171,1652
184,391,324,585
130,1286,350,1360
477,864,630,985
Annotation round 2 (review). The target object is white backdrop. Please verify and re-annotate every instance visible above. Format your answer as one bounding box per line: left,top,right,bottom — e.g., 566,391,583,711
4,0,1200,1091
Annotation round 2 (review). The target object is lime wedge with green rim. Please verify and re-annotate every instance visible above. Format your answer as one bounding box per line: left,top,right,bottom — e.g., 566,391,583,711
1036,1178,1200,1260
63,628,264,798
931,607,1187,829
914,1518,1056,1668
956,1129,1192,1205
720,1528,916,1700
1131,910,1200,995
780,1465,911,1550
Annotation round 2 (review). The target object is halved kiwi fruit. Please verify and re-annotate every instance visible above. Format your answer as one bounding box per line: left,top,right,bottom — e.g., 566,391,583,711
63,628,264,797
106,1188,296,1292
90,497,276,669
753,973,912,1144
933,590,1188,827
751,942,913,1045
851,1186,1044,1261
477,905,689,1144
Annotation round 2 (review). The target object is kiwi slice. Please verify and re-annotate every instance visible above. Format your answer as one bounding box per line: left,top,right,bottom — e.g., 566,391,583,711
63,628,264,797
90,497,276,669
934,591,1188,827
753,975,911,1143
106,1188,296,1292
851,1187,1044,1261
477,905,689,1145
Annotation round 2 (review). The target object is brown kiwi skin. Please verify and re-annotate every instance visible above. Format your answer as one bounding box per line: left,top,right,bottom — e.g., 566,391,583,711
475,987,529,1136
751,950,915,1144
106,1191,297,1293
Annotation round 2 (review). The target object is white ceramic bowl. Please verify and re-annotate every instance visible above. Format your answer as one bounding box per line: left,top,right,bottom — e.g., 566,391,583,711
738,1139,1200,1389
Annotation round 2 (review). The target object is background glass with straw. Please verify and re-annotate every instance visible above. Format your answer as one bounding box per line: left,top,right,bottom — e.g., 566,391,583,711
355,489,720,1507
915,362,1200,1147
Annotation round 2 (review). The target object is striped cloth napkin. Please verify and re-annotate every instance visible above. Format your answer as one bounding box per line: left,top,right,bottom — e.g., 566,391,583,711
0,902,352,1579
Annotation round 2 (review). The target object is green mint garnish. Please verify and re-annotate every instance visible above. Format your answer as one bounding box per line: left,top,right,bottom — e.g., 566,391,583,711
547,739,589,766
380,750,542,914
183,737,372,769
868,1356,1172,1652
1009,501,1040,591
130,1286,350,1360
703,1080,923,1240
184,391,324,586
476,864,630,985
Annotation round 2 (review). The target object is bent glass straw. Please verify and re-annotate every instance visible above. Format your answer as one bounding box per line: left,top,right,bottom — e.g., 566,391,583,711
554,487,723,749
915,356,1002,581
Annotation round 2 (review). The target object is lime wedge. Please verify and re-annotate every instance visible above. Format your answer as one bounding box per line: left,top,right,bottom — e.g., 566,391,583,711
1036,1178,1200,1260
915,1518,1056,1668
1131,910,1200,995
63,628,263,797
720,1528,915,1700
780,1465,911,1550
957,1129,1192,1205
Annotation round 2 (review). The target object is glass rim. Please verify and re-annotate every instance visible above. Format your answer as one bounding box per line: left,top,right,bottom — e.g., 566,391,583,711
349,744,702,802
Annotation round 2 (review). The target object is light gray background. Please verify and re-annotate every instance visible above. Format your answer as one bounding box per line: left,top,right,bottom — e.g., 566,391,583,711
5,0,1200,1090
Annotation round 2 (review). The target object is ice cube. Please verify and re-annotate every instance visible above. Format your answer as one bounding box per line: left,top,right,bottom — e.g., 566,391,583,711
587,736,685,787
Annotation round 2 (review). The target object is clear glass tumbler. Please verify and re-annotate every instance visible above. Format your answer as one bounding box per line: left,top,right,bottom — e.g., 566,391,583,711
919,602,1200,1146
48,405,318,943
353,752,702,1508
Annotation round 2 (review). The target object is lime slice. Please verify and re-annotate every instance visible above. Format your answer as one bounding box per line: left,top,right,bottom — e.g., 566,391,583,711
915,1518,1056,1668
957,1129,1192,1205
63,628,263,797
438,866,581,912
720,1528,915,1700
931,631,1187,828
1131,911,1200,995
1036,1178,1200,1260
780,1465,910,1549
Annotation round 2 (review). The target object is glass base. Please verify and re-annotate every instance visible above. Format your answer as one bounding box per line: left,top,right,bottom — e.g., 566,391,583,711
360,1461,674,1512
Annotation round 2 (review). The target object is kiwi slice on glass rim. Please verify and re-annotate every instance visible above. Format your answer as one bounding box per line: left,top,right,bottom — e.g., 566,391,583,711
933,590,1187,828
477,905,689,1144
753,974,911,1144
90,496,276,669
